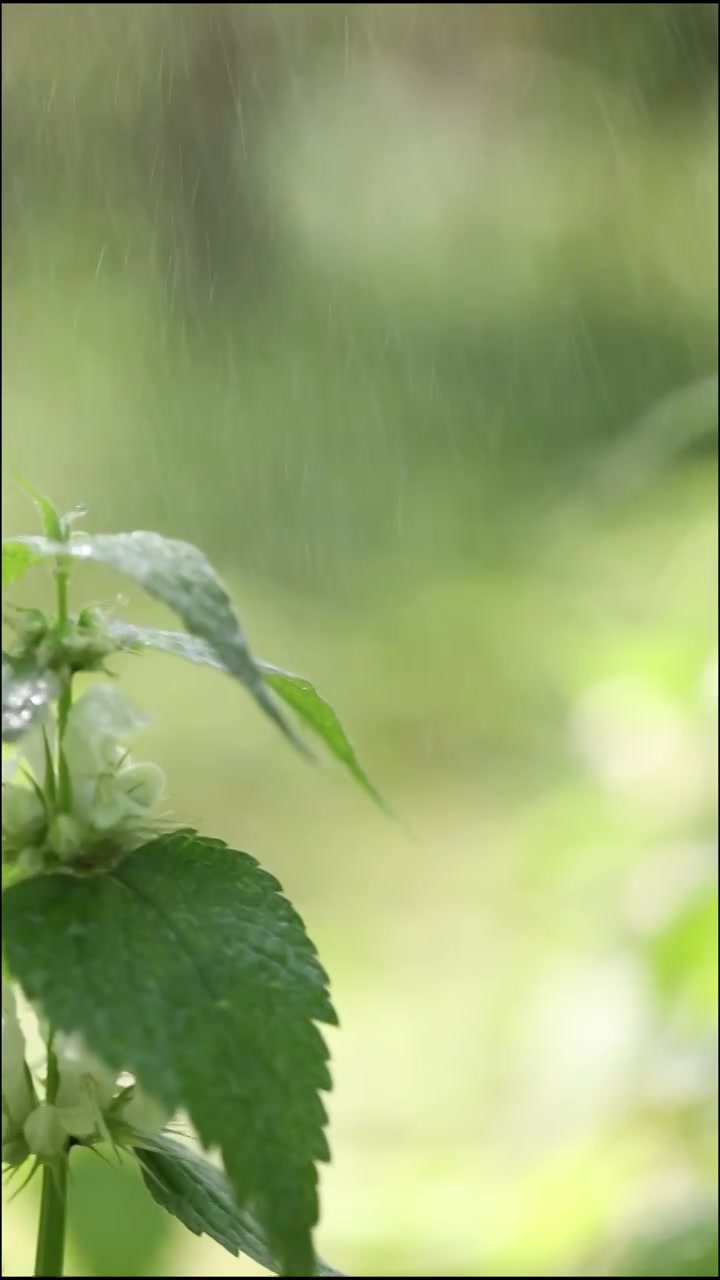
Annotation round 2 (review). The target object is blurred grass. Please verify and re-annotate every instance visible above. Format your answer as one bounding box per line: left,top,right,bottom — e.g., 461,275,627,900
2,3,717,1275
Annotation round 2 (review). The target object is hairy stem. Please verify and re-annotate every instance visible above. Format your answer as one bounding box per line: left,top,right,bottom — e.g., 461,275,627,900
35,551,74,1273
54,558,73,812
34,1157,68,1279
34,1037,69,1278
55,562,69,633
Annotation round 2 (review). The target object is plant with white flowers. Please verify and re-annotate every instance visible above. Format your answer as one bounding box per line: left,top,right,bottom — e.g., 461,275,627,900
2,487,379,1278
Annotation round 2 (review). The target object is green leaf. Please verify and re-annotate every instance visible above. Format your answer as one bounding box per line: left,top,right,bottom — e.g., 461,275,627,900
1,655,57,744
2,533,301,751
2,862,22,892
3,830,336,1277
15,478,65,541
2,541,41,589
262,665,385,810
133,1133,343,1277
105,621,227,674
105,622,384,807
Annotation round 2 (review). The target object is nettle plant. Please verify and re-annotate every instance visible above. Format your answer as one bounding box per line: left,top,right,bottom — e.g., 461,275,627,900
2,489,380,1278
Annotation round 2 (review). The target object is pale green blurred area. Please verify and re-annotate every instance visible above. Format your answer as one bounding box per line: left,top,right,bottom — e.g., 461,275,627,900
2,3,718,1276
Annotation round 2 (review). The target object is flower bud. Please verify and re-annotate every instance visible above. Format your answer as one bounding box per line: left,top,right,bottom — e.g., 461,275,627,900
2,784,46,842
24,1104,66,1159
2,981,37,1128
48,814,86,861
55,1100,100,1141
117,762,165,811
121,1087,171,1135
54,1032,118,1113
17,846,47,877
91,783,133,832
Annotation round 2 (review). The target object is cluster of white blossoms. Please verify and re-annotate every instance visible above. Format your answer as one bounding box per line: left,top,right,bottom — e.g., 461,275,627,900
2,982,169,1168
2,684,173,1170
2,682,166,875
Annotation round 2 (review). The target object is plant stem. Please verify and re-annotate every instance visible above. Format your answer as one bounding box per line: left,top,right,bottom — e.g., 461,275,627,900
32,535,73,1275
34,1158,68,1279
45,1031,60,1102
56,680,73,813
54,558,73,812
55,562,69,632
34,1037,69,1279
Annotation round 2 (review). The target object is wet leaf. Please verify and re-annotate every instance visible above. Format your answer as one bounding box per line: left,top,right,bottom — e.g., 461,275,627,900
2,533,301,750
105,621,226,675
106,622,383,806
262,664,385,809
14,479,64,542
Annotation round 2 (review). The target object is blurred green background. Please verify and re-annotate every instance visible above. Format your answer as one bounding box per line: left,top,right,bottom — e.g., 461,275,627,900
2,3,718,1275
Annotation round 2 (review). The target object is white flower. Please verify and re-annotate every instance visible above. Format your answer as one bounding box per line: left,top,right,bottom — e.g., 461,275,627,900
52,1031,118,1141
2,981,37,1165
2,722,52,793
57,685,165,851
119,1087,170,1135
2,785,46,842
2,987,173,1167
2,682,166,870
2,727,54,861
63,684,150,779
2,729,50,860
24,1104,66,1160
90,761,165,833
2,982,37,1126
47,814,85,861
